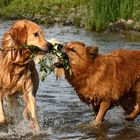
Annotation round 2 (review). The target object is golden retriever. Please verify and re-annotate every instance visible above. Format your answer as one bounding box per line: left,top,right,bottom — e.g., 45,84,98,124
56,41,140,126
0,20,52,130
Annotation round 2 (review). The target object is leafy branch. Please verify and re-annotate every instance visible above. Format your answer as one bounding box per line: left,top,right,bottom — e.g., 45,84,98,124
38,43,69,81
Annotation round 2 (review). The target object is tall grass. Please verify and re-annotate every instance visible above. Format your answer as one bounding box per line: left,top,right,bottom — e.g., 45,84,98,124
133,0,140,21
120,0,134,19
86,0,134,32
0,0,13,7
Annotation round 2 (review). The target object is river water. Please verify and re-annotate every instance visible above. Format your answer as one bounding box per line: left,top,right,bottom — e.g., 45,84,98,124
0,20,140,140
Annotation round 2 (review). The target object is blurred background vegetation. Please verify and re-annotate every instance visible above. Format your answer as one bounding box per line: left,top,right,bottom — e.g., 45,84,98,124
0,0,139,32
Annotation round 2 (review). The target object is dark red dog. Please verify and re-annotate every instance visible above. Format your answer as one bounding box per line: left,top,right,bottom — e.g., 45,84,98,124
56,41,140,126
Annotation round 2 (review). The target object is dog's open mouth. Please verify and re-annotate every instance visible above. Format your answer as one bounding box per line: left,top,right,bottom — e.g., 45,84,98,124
25,45,48,55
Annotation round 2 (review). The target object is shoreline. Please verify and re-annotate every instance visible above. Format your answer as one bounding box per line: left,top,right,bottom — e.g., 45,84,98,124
0,17,140,42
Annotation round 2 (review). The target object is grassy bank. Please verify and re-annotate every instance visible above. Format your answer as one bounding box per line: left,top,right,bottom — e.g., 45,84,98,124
0,0,140,32
0,0,88,26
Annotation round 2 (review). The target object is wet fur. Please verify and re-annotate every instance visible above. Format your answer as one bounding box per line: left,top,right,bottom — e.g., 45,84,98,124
0,20,49,130
56,42,140,126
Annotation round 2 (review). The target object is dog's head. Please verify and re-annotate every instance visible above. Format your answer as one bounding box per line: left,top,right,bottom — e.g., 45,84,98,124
2,20,53,52
63,41,98,66
55,41,98,79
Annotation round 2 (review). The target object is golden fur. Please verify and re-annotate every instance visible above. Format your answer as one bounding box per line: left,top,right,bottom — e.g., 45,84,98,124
0,20,50,130
56,41,140,126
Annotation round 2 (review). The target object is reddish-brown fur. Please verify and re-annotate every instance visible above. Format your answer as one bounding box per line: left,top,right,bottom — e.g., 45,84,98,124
56,41,140,126
0,20,50,130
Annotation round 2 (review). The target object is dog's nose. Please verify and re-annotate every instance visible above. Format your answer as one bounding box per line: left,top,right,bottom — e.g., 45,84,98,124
57,44,63,51
47,42,54,51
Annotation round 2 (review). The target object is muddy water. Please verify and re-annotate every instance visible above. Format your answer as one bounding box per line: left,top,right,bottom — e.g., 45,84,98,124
0,21,140,140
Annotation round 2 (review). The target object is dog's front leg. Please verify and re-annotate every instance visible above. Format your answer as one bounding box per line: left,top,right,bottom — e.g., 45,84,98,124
0,94,6,124
23,92,40,131
92,100,110,126
27,92,40,130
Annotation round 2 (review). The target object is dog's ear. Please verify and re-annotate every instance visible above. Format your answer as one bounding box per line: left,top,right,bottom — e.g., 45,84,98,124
10,23,27,46
86,46,98,60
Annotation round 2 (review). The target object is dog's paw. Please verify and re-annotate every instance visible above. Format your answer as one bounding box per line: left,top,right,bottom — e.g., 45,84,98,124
90,120,102,127
30,119,40,132
125,114,135,121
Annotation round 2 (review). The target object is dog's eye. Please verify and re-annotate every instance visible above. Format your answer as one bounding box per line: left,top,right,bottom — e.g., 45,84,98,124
71,48,76,52
34,32,39,37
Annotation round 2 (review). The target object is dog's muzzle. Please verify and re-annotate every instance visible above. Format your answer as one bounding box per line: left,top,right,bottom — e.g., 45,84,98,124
47,42,54,52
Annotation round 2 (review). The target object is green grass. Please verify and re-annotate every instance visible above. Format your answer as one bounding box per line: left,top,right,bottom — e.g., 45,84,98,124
120,0,134,19
133,0,140,21
0,0,87,25
85,0,135,32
